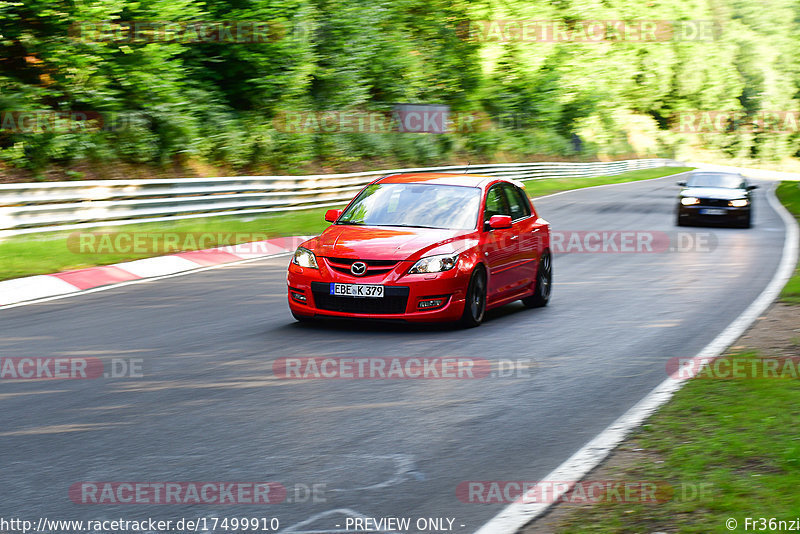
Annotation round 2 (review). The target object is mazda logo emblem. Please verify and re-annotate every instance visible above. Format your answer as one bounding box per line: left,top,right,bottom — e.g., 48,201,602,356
350,262,367,276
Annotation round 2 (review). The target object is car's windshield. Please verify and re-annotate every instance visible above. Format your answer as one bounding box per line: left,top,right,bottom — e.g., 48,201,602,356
687,173,744,189
337,183,481,230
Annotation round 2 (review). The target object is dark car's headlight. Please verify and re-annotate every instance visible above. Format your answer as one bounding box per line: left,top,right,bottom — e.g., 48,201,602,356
680,197,700,206
292,247,318,269
729,198,749,207
408,253,459,274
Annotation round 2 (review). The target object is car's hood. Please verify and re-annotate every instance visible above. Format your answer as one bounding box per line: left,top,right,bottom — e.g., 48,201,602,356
681,187,747,200
310,225,476,261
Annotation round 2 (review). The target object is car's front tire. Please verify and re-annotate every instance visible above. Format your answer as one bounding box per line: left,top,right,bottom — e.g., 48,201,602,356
523,250,552,308
291,310,314,323
738,212,752,228
460,266,487,328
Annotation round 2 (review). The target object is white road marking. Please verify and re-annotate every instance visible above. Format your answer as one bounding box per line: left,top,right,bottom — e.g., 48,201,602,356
328,454,423,492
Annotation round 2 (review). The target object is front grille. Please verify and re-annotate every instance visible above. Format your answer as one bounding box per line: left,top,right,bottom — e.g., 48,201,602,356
326,258,400,267
311,282,409,314
324,257,401,276
697,198,729,207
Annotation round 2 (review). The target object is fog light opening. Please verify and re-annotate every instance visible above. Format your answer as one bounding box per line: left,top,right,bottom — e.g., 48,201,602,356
418,298,446,310
291,291,307,302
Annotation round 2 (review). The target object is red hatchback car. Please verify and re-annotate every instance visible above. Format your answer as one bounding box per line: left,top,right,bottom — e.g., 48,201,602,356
287,173,551,327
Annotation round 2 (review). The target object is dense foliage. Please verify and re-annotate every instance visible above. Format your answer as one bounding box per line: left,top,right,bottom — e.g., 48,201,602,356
0,0,798,175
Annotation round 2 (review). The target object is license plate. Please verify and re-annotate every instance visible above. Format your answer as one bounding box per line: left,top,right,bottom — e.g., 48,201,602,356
699,208,726,215
330,283,384,298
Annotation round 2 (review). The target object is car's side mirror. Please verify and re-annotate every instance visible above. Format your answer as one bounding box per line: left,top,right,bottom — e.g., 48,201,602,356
677,180,687,186
747,185,758,191
325,209,342,223
488,215,513,230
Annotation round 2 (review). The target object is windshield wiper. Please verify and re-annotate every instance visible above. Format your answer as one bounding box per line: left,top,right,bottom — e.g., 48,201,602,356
336,221,364,226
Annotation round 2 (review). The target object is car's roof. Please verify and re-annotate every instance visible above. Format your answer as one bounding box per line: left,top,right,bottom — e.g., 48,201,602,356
377,172,513,188
689,171,743,178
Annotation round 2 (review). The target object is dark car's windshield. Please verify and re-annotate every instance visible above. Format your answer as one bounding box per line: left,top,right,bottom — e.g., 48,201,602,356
687,173,744,189
337,183,481,230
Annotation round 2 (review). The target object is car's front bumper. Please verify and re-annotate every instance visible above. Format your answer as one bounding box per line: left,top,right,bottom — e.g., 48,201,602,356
287,263,470,322
677,204,750,225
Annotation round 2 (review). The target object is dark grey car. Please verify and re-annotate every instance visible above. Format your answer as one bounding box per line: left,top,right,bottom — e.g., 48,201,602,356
676,172,757,228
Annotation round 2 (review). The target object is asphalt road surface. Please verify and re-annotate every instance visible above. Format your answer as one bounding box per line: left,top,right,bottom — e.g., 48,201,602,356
0,175,788,533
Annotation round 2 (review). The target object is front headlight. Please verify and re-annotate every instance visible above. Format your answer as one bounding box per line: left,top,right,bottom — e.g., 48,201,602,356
408,253,459,274
292,247,318,269
729,198,749,207
681,197,700,206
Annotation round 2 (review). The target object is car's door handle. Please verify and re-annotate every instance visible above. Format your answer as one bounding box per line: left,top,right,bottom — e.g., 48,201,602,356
510,235,518,240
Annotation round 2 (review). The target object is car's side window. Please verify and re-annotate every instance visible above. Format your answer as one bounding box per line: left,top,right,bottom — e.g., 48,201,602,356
518,187,532,217
484,185,510,223
503,184,531,220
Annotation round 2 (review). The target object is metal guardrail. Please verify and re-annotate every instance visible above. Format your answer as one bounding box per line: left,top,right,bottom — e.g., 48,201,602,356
0,158,679,237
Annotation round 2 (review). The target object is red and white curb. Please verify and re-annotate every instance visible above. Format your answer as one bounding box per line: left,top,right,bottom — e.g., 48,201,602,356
0,236,309,308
